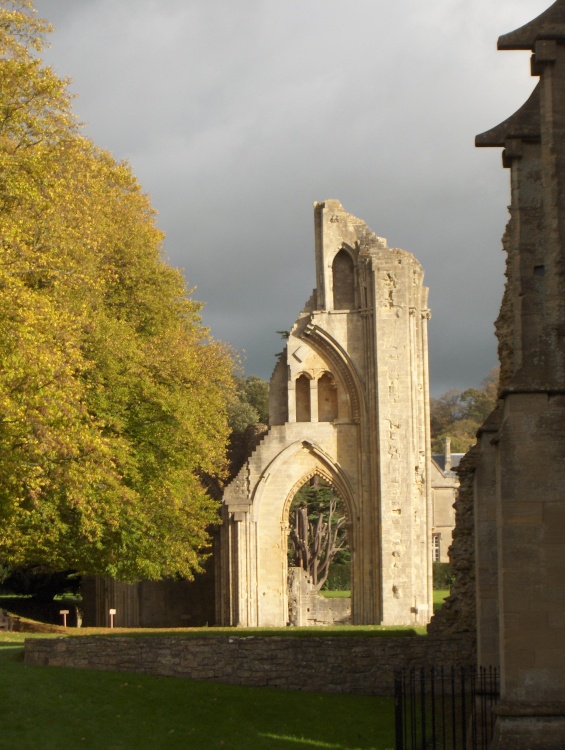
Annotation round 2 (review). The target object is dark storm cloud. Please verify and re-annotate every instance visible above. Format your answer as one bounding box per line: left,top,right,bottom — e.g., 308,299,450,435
34,0,549,394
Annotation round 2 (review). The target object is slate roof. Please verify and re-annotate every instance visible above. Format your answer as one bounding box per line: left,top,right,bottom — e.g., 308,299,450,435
432,453,465,476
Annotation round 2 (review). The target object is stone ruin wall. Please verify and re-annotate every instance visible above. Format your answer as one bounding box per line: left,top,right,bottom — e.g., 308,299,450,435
25,633,475,697
428,447,478,636
219,200,433,628
287,568,351,627
429,201,516,641
429,243,512,639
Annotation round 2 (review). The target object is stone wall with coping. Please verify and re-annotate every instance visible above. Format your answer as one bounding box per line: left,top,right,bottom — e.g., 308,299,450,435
25,633,475,696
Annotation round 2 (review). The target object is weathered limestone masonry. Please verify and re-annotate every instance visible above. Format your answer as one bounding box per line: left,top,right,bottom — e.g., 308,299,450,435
428,446,478,639
471,3,565,747
218,201,433,627
24,634,474,696
287,568,351,626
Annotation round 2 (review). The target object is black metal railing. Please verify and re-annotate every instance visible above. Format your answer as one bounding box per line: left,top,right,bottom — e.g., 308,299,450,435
394,666,499,750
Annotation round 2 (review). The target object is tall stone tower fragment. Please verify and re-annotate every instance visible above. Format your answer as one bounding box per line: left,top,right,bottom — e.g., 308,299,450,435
218,201,432,627
475,2,565,746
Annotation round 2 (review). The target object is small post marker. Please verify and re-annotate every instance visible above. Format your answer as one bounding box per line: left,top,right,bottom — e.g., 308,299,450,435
109,608,116,628
59,610,70,628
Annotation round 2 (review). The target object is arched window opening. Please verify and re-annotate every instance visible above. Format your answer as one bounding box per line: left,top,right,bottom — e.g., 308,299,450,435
332,249,355,310
318,372,338,422
295,374,311,422
287,475,350,593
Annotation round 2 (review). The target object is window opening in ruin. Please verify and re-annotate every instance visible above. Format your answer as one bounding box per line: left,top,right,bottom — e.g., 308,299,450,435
287,475,350,592
432,532,441,562
332,249,355,310
318,372,338,422
295,374,311,422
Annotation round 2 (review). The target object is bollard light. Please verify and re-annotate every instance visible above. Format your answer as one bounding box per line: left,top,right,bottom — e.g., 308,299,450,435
109,608,116,628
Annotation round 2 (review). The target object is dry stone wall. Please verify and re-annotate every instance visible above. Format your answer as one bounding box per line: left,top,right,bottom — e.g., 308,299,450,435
25,634,475,696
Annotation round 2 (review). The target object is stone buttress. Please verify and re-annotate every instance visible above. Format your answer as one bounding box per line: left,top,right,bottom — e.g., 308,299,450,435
475,2,565,746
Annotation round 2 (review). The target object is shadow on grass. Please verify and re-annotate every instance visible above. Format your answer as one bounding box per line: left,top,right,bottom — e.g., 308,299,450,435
0,644,395,750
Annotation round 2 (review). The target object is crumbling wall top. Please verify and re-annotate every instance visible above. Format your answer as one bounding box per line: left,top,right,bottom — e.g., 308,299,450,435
314,200,388,249
314,199,422,271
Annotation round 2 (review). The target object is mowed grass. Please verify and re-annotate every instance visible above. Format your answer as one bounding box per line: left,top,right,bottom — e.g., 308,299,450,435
3,620,426,637
0,636,395,750
319,590,351,599
433,589,449,612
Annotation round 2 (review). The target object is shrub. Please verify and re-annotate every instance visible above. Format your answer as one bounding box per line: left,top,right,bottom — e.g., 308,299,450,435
322,564,351,591
433,562,454,590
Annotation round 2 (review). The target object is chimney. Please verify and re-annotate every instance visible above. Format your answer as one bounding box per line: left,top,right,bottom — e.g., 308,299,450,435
444,436,452,472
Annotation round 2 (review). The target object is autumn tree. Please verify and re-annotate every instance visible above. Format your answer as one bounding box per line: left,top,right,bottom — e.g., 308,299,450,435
0,0,235,581
430,368,499,453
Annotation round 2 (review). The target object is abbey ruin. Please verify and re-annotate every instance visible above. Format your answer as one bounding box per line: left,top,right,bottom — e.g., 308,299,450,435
80,18,565,746
218,200,433,627
85,199,455,631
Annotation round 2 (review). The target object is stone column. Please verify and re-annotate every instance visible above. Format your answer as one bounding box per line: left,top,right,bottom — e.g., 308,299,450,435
309,377,319,423
287,379,296,423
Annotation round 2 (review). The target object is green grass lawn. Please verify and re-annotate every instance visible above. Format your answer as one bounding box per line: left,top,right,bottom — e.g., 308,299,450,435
1,635,395,750
5,619,426,637
433,589,449,612
314,588,450,617
319,590,351,599
319,589,449,613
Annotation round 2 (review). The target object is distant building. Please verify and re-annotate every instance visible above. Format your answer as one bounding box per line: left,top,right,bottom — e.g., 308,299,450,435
431,438,463,564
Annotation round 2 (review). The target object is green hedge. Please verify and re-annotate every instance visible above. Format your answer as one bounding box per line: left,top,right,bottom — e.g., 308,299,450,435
322,564,351,591
322,562,453,591
433,562,454,590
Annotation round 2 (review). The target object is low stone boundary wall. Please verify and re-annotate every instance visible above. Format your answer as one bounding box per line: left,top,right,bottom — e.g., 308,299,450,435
25,633,475,695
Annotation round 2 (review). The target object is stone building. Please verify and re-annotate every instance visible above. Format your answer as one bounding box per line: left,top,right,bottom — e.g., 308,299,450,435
448,2,565,746
217,200,433,627
431,439,463,564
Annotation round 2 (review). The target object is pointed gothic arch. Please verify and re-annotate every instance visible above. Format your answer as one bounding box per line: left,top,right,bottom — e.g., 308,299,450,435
332,248,355,309
295,373,311,422
250,438,358,523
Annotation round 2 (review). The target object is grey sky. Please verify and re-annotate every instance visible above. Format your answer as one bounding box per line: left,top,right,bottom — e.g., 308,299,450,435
33,0,548,395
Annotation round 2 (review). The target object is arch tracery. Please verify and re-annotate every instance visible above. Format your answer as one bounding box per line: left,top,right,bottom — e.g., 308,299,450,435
302,324,364,423
250,438,357,523
282,467,339,523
